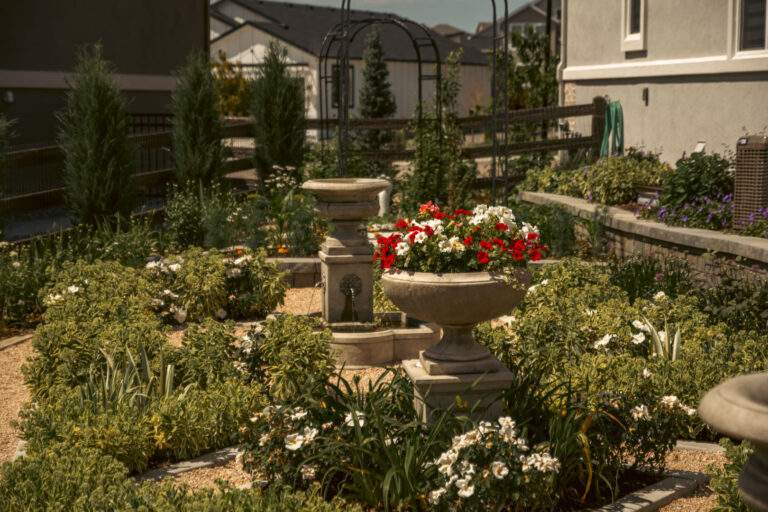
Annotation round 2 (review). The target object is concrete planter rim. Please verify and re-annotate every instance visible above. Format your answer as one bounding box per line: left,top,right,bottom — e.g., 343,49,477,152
699,373,768,444
382,268,527,283
302,178,390,202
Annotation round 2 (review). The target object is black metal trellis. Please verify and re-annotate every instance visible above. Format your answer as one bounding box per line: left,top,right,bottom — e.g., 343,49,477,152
318,2,443,176
490,0,512,203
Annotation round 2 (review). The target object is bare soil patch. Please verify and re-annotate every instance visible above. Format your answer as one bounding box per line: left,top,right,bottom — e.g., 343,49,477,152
0,341,33,463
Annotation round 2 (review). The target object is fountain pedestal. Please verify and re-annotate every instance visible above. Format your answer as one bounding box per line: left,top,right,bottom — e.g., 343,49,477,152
699,373,768,511
302,178,440,367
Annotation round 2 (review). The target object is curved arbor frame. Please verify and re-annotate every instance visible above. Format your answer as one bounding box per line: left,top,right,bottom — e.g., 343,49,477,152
319,1,443,176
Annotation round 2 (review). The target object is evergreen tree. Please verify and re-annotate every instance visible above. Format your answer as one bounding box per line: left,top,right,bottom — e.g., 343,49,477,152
251,42,306,186
171,50,225,187
58,45,135,225
358,29,397,177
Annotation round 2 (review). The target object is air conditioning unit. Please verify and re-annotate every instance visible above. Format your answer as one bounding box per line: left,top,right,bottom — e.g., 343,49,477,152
735,135,768,229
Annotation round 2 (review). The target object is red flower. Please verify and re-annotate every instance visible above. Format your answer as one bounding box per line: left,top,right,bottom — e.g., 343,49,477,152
395,218,410,229
492,238,506,248
463,236,473,246
528,248,543,262
476,251,490,264
495,223,508,231
512,249,524,262
527,232,539,241
381,253,396,269
480,240,494,251
454,208,473,216
434,212,447,220
512,239,526,252
419,201,440,215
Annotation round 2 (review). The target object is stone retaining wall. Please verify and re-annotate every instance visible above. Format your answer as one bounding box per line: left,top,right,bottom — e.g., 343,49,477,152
520,191,768,280
267,257,321,288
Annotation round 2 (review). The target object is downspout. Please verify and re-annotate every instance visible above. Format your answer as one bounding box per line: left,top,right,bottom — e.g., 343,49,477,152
557,0,568,107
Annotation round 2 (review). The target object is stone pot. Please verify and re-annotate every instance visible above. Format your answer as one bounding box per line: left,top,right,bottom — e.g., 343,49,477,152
699,373,768,511
381,269,530,375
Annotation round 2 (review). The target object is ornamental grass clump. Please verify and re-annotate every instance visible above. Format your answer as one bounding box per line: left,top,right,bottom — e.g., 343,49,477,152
374,201,547,273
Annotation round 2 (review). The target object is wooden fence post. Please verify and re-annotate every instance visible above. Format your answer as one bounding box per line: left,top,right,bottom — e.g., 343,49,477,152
591,96,607,157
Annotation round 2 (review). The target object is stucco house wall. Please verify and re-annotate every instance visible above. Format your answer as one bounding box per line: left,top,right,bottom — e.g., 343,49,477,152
559,0,768,163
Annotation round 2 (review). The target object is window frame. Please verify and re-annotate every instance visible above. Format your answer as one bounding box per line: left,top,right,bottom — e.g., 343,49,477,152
736,0,768,53
621,0,647,53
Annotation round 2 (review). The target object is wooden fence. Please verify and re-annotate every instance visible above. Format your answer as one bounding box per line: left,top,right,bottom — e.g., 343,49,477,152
1,97,605,214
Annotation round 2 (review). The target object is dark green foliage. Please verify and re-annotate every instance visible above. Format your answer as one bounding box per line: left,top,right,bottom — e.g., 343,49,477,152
0,114,13,204
171,51,225,187
358,29,397,178
251,42,306,184
401,50,476,212
698,264,768,332
507,199,578,257
709,439,753,512
58,45,135,225
609,255,692,304
0,443,140,512
176,320,239,388
659,152,734,209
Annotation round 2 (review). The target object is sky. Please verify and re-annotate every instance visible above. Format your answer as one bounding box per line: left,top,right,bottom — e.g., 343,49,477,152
288,0,529,33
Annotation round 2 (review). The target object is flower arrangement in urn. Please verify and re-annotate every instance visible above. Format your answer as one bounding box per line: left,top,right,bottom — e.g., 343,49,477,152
377,202,547,376
374,201,547,274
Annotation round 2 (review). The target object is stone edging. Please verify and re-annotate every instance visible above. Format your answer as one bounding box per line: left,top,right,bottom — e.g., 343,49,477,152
592,470,708,512
0,333,34,352
519,191,768,265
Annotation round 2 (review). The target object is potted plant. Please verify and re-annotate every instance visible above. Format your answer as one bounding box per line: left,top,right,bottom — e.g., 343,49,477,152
377,202,546,375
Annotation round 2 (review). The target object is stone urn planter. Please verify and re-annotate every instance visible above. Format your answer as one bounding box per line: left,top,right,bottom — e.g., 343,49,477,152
382,269,530,422
699,373,768,511
381,269,530,374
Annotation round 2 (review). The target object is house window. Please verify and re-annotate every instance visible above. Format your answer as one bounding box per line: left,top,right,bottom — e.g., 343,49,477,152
621,0,646,52
740,0,767,50
331,64,355,109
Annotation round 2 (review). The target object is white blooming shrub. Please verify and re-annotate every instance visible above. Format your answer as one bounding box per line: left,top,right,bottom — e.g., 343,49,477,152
428,418,559,511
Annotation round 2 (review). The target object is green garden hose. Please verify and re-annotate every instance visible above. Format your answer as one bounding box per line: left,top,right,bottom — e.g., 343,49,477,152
600,101,624,157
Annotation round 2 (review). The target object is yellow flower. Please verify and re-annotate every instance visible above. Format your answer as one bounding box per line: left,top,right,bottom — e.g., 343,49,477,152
277,245,290,255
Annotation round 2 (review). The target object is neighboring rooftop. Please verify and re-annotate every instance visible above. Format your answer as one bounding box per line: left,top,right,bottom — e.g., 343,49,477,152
210,0,489,65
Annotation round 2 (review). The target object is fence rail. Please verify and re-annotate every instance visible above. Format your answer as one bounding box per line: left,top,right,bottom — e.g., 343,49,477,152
1,98,605,213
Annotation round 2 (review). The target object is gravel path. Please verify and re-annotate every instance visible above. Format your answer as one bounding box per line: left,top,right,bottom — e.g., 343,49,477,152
159,458,251,491
658,448,726,512
276,287,322,316
0,342,33,463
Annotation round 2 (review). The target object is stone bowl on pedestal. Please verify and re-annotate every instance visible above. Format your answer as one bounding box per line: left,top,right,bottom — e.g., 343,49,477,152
382,269,531,422
699,373,768,511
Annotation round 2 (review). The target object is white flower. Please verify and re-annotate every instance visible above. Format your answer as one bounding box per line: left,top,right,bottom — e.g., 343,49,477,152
226,267,242,278
438,237,453,253
455,478,475,498
435,449,459,476
216,308,228,320
145,261,159,270
682,405,697,417
284,433,305,451
522,452,560,473
593,333,615,349
631,332,646,345
67,285,80,294
413,231,429,244
258,433,270,447
344,410,365,427
585,308,596,317
395,242,410,256
653,291,667,301
642,368,653,379
168,263,182,272
428,488,447,504
452,430,481,450
290,408,308,421
660,395,680,409
300,464,317,481
528,279,549,294
321,421,333,430
302,426,319,444
658,331,668,345
12,261,21,269
44,293,63,306
490,461,509,479
233,255,253,267
632,320,650,333
631,405,651,421
521,222,539,238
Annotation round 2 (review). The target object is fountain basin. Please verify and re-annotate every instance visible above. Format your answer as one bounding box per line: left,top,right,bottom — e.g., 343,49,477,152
302,178,390,204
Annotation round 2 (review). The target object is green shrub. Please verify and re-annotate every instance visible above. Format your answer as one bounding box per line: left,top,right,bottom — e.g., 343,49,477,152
581,156,670,205
698,264,768,333
709,439,753,512
241,315,334,401
220,247,287,319
507,199,578,257
608,255,692,304
175,319,239,388
171,51,225,187
0,443,140,512
659,151,733,209
251,41,306,184
250,190,324,257
58,44,135,225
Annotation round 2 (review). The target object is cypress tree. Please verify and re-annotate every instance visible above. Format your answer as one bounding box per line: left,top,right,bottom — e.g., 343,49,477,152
58,45,135,225
359,29,397,178
251,42,306,186
171,50,225,187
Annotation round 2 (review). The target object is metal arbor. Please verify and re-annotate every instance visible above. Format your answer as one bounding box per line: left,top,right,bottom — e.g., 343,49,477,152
489,0,512,202
318,1,443,176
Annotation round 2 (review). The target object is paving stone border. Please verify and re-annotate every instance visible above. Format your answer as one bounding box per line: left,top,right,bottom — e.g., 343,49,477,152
592,470,708,512
0,333,34,352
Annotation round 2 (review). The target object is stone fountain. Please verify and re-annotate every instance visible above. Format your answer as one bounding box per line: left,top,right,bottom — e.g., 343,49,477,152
699,373,768,511
302,178,439,367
